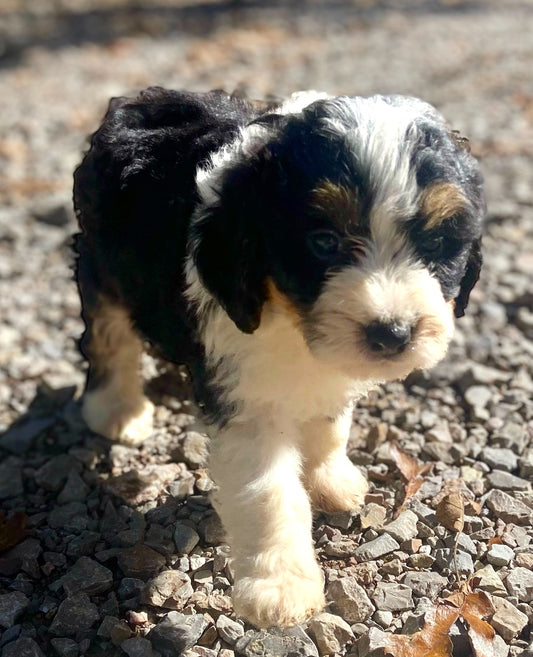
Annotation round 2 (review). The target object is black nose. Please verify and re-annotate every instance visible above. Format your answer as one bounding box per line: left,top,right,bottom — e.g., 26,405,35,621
364,321,412,356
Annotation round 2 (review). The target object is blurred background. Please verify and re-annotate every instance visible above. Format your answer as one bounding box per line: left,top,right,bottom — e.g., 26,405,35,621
1,2,533,656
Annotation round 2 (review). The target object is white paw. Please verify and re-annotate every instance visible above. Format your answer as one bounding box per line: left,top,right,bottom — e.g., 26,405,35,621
306,456,368,513
233,566,325,628
82,390,154,445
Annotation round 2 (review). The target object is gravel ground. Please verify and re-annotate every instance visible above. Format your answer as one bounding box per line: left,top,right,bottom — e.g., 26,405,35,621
1,1,533,656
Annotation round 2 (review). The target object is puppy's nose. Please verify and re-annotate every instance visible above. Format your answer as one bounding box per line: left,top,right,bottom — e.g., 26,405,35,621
364,321,411,356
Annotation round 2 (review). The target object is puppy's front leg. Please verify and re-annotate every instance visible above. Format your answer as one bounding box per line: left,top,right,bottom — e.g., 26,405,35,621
301,406,368,513
210,420,325,628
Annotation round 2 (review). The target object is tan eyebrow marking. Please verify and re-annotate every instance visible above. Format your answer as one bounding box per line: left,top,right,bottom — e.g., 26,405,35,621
311,180,360,231
421,182,467,231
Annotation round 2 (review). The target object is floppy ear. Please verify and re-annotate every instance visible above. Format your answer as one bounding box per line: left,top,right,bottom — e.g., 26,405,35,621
192,168,267,334
454,237,482,318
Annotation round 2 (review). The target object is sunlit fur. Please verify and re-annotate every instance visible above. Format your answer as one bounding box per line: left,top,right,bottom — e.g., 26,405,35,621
74,87,484,629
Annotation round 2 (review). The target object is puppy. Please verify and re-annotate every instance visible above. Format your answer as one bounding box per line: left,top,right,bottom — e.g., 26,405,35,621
73,88,484,628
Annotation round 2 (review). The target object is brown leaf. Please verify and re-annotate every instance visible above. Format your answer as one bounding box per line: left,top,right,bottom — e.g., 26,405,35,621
389,443,432,513
390,442,430,481
386,604,459,657
459,592,495,657
0,511,28,552
436,492,465,532
487,536,502,547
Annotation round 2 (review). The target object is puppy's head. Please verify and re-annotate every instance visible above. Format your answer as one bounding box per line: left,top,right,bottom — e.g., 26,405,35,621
191,94,484,382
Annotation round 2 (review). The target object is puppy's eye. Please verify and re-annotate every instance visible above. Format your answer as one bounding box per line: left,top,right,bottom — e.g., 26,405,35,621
422,235,444,256
307,230,341,260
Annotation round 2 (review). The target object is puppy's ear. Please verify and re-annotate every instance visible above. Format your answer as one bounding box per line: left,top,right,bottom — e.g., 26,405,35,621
192,169,267,334
454,238,482,318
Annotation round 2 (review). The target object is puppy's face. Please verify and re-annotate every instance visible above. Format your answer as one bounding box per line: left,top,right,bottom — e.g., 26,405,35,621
193,95,484,382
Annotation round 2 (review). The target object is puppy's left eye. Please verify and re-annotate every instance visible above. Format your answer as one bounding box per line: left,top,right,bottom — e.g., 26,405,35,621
307,230,341,260
422,235,444,256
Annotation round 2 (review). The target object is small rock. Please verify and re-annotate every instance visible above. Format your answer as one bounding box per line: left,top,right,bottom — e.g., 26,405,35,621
49,593,99,636
491,596,528,641
57,470,89,504
215,614,244,646
481,447,518,472
308,612,354,655
381,511,418,543
372,582,413,611
198,514,225,545
403,571,448,598
148,612,209,657
32,197,71,227
50,638,79,657
373,610,393,628
235,626,319,657
120,637,157,657
360,503,387,529
324,537,357,558
505,567,533,602
142,570,194,609
0,592,28,628
486,470,531,491
34,455,82,491
58,556,113,596
117,545,166,580
2,638,45,657
48,502,88,531
173,432,209,468
464,386,492,410
474,564,507,595
326,577,375,623
174,524,200,554
354,533,400,561
434,548,474,574
355,626,389,657
487,544,515,567
486,490,533,525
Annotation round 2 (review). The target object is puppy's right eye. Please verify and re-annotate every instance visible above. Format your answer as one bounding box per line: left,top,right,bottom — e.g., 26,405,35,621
307,230,341,261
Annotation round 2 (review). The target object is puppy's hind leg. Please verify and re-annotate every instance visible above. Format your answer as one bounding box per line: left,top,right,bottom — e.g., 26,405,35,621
301,406,368,513
79,292,154,445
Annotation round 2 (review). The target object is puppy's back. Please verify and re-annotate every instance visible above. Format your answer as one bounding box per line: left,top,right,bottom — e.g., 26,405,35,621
73,87,257,360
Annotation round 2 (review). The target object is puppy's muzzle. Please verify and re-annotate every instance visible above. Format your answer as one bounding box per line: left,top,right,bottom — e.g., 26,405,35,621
364,321,412,357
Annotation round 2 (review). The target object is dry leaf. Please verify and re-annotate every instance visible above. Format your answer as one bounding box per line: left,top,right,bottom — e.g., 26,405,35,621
386,603,459,657
436,492,465,533
487,536,502,546
389,443,432,513
0,511,28,552
443,590,495,657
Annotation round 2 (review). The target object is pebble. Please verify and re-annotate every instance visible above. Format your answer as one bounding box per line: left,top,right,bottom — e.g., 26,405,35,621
486,490,533,525
474,564,507,595
482,447,519,472
381,510,419,543
403,571,448,598
486,470,531,491
372,582,414,611
2,638,45,657
355,627,389,657
487,544,515,567
434,548,474,574
142,570,194,609
307,612,354,655
117,545,166,580
0,417,55,454
505,567,533,602
50,638,79,657
174,524,200,554
326,577,375,623
354,533,400,561
0,459,24,499
235,626,319,657
491,596,529,641
120,637,158,657
173,431,209,468
148,611,209,657
58,556,113,596
57,470,89,503
34,455,82,491
215,614,245,646
0,592,29,628
49,593,99,636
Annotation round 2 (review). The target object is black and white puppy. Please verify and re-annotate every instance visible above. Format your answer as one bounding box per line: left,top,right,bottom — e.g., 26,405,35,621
74,88,484,627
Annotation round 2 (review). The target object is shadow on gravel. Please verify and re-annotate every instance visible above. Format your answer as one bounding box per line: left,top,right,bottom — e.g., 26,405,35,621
0,0,492,69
